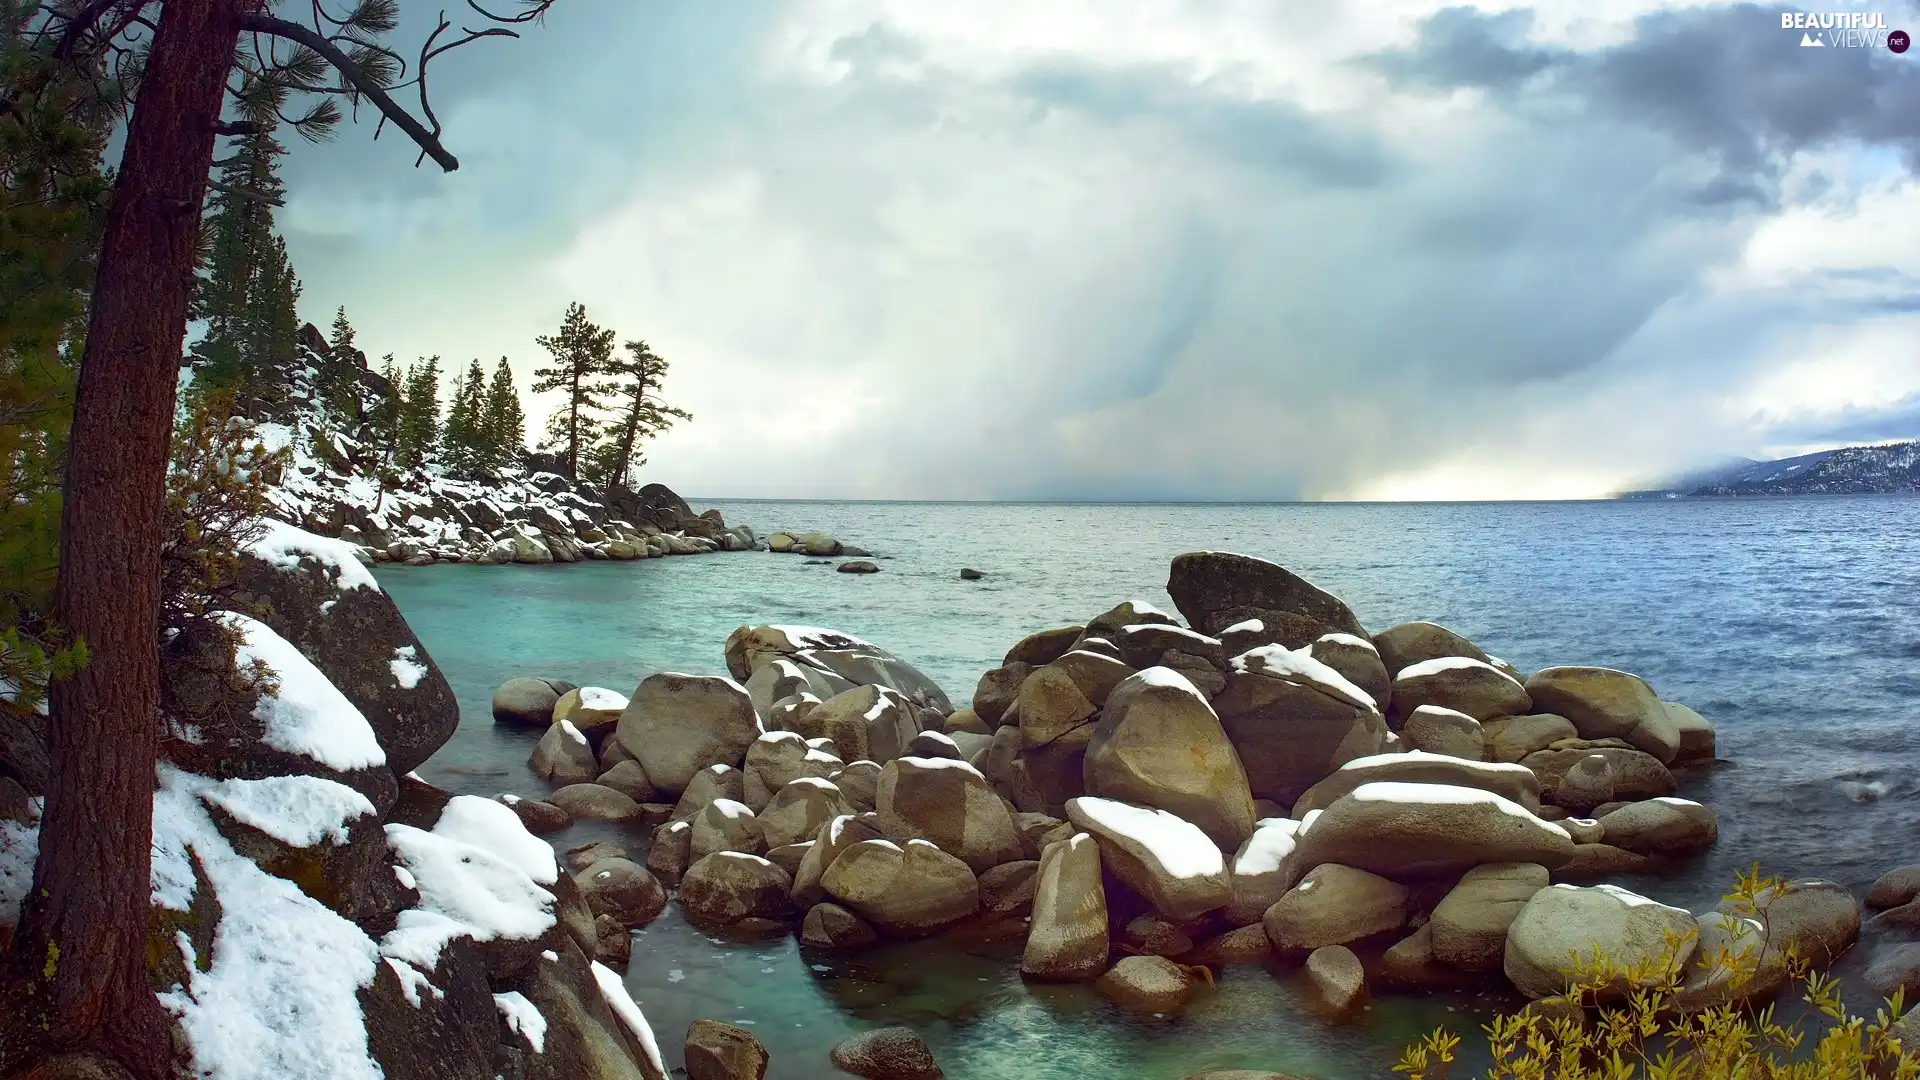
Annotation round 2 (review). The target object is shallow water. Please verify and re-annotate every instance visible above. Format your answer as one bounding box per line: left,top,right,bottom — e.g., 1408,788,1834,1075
382,496,1920,1079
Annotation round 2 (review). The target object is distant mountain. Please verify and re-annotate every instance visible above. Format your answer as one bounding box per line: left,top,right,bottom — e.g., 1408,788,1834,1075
1619,442,1920,498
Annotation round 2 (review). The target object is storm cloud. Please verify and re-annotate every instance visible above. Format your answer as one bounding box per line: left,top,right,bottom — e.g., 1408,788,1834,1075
276,1,1920,500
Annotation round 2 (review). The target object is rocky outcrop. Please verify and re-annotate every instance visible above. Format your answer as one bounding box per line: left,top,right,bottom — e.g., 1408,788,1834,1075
1081,668,1257,848
1166,551,1368,642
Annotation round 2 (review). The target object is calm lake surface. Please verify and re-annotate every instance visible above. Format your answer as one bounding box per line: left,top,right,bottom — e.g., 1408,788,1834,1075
379,497,1920,1080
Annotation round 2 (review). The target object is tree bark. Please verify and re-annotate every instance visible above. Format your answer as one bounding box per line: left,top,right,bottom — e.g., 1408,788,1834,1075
9,1,245,1075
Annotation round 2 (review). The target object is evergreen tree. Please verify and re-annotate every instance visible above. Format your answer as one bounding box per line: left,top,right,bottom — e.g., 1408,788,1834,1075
327,306,356,362
586,338,690,501
531,302,614,479
480,357,526,473
395,356,441,467
440,359,487,472
317,306,360,419
191,115,296,395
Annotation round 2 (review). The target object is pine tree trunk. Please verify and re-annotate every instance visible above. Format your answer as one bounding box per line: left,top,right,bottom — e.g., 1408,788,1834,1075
8,1,243,1074
565,371,582,479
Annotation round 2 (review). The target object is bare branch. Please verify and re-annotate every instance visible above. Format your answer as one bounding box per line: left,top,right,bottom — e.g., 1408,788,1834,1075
211,121,261,136
239,12,460,171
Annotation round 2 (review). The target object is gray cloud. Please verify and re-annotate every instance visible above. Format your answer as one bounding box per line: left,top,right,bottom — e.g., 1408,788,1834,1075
270,2,1920,500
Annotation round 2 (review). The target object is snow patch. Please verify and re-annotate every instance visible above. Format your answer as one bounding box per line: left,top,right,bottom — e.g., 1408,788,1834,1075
151,766,382,1080
0,797,42,933
1132,666,1210,702
197,774,375,848
900,756,986,780
593,961,668,1076
385,958,443,1008
1396,655,1523,688
576,686,628,712
380,796,558,972
1315,632,1377,653
225,612,386,771
494,991,548,1052
1349,781,1569,837
389,645,428,690
1234,818,1302,876
1071,797,1224,880
248,517,381,593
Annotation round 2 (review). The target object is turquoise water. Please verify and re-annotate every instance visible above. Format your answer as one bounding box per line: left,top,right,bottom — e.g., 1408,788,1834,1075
380,497,1920,1079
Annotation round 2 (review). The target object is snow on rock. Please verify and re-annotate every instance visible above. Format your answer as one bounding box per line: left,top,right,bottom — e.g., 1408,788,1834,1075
0,797,42,933
151,766,383,1080
494,991,548,1052
1234,817,1303,877
1231,644,1379,711
388,645,428,690
592,960,668,1078
385,957,443,1008
1397,655,1524,687
1315,632,1377,653
576,686,628,712
1070,797,1224,880
249,517,381,593
197,774,376,848
380,796,558,971
224,612,386,772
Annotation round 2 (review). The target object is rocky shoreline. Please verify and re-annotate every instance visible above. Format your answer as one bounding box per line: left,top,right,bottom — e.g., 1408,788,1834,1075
483,549,1920,1078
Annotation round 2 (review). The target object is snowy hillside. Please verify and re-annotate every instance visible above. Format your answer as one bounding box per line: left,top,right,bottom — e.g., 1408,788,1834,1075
1620,441,1920,498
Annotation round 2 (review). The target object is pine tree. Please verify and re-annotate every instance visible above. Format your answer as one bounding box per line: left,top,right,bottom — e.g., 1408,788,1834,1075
440,359,487,473
190,116,295,397
480,357,526,474
586,338,690,501
327,306,356,361
316,306,359,419
395,356,441,468
531,302,614,479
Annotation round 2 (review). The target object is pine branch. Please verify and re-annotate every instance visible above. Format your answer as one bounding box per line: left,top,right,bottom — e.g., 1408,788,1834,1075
206,179,285,208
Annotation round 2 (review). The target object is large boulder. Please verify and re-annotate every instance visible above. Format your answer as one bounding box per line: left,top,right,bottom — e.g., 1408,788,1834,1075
1504,883,1699,999
791,813,886,908
677,851,796,928
1482,714,1578,763
493,677,573,729
741,731,841,811
1399,706,1485,760
1371,622,1489,680
1428,862,1550,971
804,684,920,765
234,524,460,773
1291,751,1542,818
1166,551,1368,641
760,778,848,850
1082,668,1257,848
531,720,600,784
1095,955,1196,1012
1522,746,1676,803
1016,665,1098,749
615,674,761,797
1390,658,1531,725
574,858,668,928
876,757,1023,873
1663,702,1717,763
1596,798,1717,858
1021,832,1110,980
1262,863,1407,953
1289,782,1575,881
1065,797,1231,921
725,625,952,713
690,798,765,862
822,838,980,937
1523,668,1678,764
1213,645,1387,805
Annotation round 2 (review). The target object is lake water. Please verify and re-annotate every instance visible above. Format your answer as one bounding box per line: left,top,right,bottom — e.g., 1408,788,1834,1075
378,497,1920,1080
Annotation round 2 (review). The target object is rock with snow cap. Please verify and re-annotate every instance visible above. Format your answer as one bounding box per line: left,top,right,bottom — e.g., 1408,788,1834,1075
1082,667,1257,848
690,798,766,861
1066,796,1232,921
791,813,887,908
531,719,600,784
1504,883,1699,999
1226,817,1305,926
553,686,629,738
1290,782,1575,881
760,777,849,849
876,756,1024,873
671,763,746,822
1212,643,1388,806
1391,657,1531,726
1399,705,1485,760
678,851,797,928
1306,633,1391,712
741,730,841,811
822,838,981,937
801,683,921,765
1371,622,1490,681
1021,832,1110,980
233,520,461,774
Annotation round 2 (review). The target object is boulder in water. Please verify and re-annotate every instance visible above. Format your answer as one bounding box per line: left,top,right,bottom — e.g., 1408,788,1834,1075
1166,551,1368,641
1021,832,1109,981
1066,797,1231,921
616,673,761,797
1082,667,1257,848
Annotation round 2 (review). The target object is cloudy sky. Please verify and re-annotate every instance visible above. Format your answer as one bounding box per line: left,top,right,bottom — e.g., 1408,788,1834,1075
277,1,1920,501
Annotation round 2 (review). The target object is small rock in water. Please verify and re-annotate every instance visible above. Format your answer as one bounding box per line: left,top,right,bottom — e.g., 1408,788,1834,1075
841,545,873,557
837,560,880,574
960,568,984,580
829,1027,943,1080
686,1019,770,1080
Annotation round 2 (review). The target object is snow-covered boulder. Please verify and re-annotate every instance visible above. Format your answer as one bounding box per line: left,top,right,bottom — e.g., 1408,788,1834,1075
615,674,761,797
876,756,1023,873
1065,797,1231,921
1291,751,1542,818
1503,883,1699,999
1213,644,1387,805
1371,621,1490,681
1391,657,1532,725
806,685,920,766
760,777,848,850
531,720,598,784
1289,782,1575,881
821,838,980,937
1225,817,1304,926
1166,551,1369,642
724,625,951,713
1524,667,1679,764
741,731,841,811
553,686,628,738
1399,705,1486,759
235,519,460,775
1305,633,1391,712
1021,832,1109,981
670,764,746,823
1082,668,1257,848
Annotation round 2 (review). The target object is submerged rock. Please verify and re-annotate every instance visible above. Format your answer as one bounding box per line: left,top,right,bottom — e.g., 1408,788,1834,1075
1095,955,1197,1012
685,1020,769,1080
829,1027,944,1080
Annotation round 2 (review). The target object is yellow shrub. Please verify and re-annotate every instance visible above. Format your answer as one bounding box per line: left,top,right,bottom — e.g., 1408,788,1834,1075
1397,866,1920,1080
